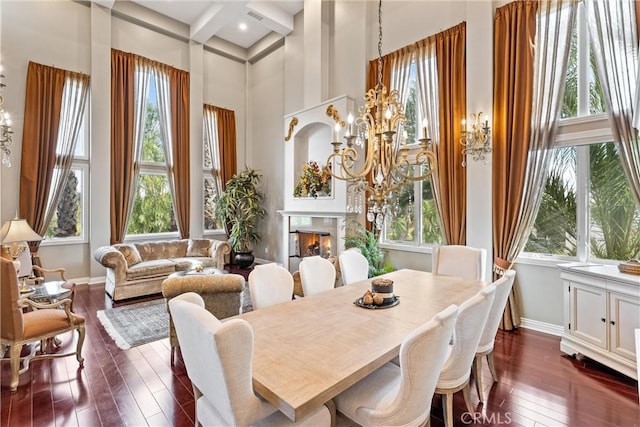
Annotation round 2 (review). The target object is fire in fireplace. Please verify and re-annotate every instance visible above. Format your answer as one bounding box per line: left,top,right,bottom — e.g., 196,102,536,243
289,230,331,259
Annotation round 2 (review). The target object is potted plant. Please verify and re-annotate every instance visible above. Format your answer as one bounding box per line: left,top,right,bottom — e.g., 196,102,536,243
215,167,268,268
344,220,395,277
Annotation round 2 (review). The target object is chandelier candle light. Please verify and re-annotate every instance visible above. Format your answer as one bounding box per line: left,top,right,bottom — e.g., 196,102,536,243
327,0,436,231
461,111,491,166
0,65,13,167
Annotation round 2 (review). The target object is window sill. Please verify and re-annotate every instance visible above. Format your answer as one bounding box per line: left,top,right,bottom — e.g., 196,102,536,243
40,238,88,247
515,253,621,268
378,242,436,254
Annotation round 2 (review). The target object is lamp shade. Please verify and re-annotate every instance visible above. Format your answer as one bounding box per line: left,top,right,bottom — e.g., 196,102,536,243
0,218,42,243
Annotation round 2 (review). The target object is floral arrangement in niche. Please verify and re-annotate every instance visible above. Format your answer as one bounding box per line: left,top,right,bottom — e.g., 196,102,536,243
294,161,332,198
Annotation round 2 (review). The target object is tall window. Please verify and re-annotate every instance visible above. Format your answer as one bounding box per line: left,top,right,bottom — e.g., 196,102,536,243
203,106,223,231
127,71,177,235
523,5,640,261
383,63,442,246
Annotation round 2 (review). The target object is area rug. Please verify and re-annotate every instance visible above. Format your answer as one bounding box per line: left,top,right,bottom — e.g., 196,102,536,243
97,300,169,350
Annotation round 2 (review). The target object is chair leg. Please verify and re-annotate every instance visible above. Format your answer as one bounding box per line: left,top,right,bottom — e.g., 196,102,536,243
473,355,484,403
9,344,22,391
487,351,498,382
462,381,474,414
76,325,86,367
442,392,454,427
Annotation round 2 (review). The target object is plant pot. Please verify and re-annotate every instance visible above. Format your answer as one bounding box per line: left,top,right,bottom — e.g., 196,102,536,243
234,251,255,269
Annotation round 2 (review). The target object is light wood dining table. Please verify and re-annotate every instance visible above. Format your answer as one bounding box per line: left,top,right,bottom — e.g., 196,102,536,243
239,268,486,422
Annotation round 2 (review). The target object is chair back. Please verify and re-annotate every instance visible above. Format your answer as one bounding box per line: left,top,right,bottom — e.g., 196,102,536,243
438,285,496,388
477,270,517,353
169,293,274,426
299,256,336,296
0,257,24,340
432,245,487,281
382,304,459,425
248,263,293,309
339,250,369,285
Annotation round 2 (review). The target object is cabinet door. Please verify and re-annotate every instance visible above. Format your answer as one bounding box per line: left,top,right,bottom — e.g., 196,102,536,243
571,282,607,349
609,292,640,361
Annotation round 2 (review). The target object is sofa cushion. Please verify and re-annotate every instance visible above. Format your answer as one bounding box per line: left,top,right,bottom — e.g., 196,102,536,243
135,240,188,261
116,244,142,267
126,259,176,280
172,257,217,271
187,239,211,257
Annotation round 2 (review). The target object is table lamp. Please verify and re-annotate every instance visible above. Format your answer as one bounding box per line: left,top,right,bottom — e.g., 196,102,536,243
0,216,43,261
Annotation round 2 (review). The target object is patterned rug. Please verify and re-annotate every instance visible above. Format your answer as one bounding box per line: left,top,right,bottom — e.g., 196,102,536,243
97,285,253,350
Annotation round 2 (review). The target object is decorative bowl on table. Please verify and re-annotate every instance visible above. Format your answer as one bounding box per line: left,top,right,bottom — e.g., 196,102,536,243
354,279,398,309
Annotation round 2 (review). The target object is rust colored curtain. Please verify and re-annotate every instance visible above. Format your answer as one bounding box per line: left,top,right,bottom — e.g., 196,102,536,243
169,67,190,238
433,23,467,245
211,106,237,190
110,50,136,244
493,1,538,330
19,62,66,249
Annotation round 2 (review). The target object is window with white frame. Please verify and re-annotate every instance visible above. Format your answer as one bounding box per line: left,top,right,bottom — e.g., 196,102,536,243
203,107,223,231
383,62,443,246
44,111,89,242
523,5,640,261
127,71,177,235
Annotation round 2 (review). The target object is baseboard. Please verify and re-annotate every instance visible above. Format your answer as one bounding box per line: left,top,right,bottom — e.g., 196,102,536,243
519,317,563,337
253,257,274,265
88,276,106,285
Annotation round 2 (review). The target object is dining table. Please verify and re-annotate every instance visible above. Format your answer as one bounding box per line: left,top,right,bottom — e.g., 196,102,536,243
239,268,486,422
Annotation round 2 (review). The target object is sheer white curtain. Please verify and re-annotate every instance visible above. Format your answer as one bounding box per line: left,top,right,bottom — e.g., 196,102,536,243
43,73,90,230
588,0,640,208
124,59,152,232
504,0,578,264
203,106,223,198
154,66,180,224
415,38,446,243
390,48,413,147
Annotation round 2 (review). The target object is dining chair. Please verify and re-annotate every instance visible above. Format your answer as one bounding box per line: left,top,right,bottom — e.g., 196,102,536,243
299,256,336,296
169,292,334,426
248,263,294,309
334,304,458,427
339,249,369,285
473,270,516,402
435,284,496,427
432,245,487,281
0,256,85,392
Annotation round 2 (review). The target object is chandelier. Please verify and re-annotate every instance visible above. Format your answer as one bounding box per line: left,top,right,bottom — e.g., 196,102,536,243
0,66,13,167
327,0,436,232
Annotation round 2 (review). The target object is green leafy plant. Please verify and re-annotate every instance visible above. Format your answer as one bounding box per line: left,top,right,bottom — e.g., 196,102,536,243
344,220,395,277
215,167,268,252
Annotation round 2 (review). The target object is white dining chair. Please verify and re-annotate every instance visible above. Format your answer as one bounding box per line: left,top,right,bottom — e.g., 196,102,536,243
299,256,336,296
473,270,517,402
169,292,334,426
248,263,294,309
339,249,369,285
435,284,496,427
432,245,487,281
335,304,459,427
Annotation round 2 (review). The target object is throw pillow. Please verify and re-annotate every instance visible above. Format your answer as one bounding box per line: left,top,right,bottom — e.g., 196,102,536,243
117,244,142,267
187,239,211,257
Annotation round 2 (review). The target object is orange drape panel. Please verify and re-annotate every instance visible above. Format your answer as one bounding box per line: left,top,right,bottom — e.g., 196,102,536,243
211,106,237,190
434,22,467,245
169,67,190,238
110,50,136,244
493,1,538,330
19,61,66,248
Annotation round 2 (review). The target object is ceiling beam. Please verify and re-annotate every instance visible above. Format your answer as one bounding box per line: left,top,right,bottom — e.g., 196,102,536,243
93,0,115,9
246,2,294,36
190,1,248,44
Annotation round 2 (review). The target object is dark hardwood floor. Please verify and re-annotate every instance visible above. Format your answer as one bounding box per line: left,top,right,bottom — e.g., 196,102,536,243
1,284,638,426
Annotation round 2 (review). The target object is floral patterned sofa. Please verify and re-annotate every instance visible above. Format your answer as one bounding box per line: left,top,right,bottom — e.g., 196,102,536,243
94,239,231,301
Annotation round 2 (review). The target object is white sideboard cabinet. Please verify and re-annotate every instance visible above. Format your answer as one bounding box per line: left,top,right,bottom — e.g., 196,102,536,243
559,263,640,380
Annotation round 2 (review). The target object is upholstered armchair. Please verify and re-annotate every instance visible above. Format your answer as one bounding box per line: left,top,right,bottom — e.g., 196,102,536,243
0,257,85,391
162,273,245,364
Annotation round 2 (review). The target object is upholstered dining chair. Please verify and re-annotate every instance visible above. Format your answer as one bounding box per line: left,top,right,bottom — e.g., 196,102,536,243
338,249,369,285
435,285,496,427
248,263,294,309
0,256,85,392
299,256,336,297
334,304,459,427
169,292,334,426
473,270,517,402
432,245,487,281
